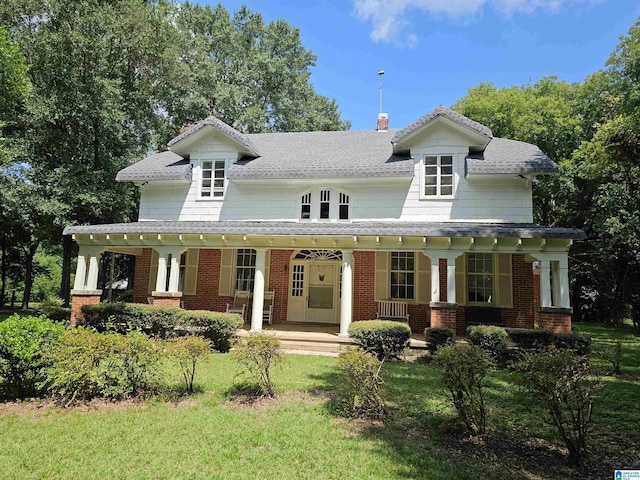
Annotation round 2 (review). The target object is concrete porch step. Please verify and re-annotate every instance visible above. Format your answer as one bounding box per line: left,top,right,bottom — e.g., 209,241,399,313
278,339,348,354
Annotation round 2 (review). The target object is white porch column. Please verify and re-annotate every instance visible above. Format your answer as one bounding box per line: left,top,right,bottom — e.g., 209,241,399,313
250,248,267,332
73,252,88,290
558,256,570,308
167,253,182,293
539,258,552,308
446,258,457,304
86,250,102,291
430,261,440,303
339,250,354,337
155,253,168,293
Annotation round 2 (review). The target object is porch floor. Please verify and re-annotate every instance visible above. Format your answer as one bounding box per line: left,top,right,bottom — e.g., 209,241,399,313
237,322,427,356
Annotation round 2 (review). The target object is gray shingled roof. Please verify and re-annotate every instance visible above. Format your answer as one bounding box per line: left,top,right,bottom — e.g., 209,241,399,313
391,105,493,145
116,151,191,183
227,129,412,179
63,221,586,239
167,116,260,155
466,138,558,176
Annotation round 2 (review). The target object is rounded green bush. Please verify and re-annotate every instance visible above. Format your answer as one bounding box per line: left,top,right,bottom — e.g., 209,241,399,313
348,320,411,361
424,327,455,355
466,325,507,359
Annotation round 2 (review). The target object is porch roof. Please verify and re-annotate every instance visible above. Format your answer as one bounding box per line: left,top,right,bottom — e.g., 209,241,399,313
63,221,586,240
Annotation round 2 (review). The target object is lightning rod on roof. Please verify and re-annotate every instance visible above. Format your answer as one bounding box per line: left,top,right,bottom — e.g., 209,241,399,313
378,70,385,114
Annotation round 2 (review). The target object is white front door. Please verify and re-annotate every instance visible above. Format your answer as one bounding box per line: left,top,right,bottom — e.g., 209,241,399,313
287,260,340,324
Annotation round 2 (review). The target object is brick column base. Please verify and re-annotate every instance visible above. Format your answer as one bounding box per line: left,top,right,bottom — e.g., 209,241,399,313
70,290,102,326
151,292,183,308
430,302,458,332
537,307,572,333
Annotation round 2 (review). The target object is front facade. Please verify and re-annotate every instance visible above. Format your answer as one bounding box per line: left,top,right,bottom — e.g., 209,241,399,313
65,107,585,335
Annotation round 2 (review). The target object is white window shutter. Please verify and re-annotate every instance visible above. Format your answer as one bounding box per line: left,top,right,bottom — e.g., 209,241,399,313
496,253,513,308
218,249,235,296
416,253,431,304
455,254,466,306
184,249,199,295
147,249,159,295
374,251,389,301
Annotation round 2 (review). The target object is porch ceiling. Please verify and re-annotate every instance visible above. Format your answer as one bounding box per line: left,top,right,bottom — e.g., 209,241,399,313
64,221,583,253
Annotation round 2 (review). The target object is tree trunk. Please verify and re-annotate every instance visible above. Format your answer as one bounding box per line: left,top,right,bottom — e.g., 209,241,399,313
0,231,7,307
21,243,38,309
60,234,73,307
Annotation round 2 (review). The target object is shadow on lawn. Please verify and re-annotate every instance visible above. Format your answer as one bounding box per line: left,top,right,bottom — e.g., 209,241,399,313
308,356,620,480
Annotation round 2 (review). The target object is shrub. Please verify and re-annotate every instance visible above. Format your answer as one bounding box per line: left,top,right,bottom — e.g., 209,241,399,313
178,310,243,352
554,332,592,356
233,333,284,397
466,325,507,360
37,306,71,323
506,328,554,352
433,344,494,434
0,315,65,398
336,349,385,418
45,328,163,405
82,302,179,337
166,336,211,393
517,350,600,466
424,327,455,355
348,320,411,361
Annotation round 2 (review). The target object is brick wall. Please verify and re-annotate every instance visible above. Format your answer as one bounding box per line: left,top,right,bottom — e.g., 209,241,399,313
70,294,101,326
537,309,572,333
269,250,294,323
439,258,447,302
182,249,233,312
354,251,376,321
132,248,152,304
152,296,182,307
500,254,535,329
430,304,457,331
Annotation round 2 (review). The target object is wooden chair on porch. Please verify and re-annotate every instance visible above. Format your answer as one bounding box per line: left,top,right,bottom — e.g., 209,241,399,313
263,291,275,325
226,290,251,321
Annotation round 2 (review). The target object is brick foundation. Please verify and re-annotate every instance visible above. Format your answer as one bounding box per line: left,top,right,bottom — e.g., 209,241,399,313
537,307,572,333
151,293,182,308
430,302,458,331
70,291,102,326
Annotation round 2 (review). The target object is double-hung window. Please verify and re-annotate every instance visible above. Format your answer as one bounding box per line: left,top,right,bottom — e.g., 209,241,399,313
299,189,350,220
236,249,256,291
390,252,415,299
424,154,454,197
201,160,226,198
467,253,493,304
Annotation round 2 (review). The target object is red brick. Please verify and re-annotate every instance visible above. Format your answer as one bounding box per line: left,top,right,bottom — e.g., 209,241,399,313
70,294,101,326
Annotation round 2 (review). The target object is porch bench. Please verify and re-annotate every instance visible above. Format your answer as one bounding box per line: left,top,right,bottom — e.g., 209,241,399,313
376,300,410,323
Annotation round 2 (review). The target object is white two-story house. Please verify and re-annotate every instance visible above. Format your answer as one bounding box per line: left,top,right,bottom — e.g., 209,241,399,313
65,106,585,335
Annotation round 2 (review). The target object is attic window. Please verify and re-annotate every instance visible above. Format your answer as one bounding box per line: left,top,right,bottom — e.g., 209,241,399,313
301,192,311,219
320,190,330,219
339,192,349,220
201,160,225,198
423,154,453,197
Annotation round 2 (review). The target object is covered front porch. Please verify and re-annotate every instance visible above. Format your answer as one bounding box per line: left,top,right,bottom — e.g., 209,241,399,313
64,221,585,335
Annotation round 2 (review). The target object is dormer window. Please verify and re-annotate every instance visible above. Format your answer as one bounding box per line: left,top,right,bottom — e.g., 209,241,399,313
301,192,311,219
320,190,330,219
339,192,349,220
201,159,226,198
423,154,454,197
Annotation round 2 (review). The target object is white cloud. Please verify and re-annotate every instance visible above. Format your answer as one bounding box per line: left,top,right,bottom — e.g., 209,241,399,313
353,0,601,42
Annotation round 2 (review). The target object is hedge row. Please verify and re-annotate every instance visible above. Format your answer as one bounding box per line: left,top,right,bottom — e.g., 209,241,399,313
348,320,411,360
81,302,243,352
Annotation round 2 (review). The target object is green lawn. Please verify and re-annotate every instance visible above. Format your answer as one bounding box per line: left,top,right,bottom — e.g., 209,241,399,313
0,322,638,479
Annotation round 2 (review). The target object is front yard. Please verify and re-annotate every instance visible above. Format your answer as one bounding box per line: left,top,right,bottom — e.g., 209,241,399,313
0,321,638,479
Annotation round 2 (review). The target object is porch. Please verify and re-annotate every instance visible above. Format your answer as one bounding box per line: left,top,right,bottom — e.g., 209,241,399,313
237,322,428,356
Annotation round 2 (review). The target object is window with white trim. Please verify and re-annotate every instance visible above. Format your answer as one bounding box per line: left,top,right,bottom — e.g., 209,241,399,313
320,189,330,219
390,252,415,299
467,252,493,304
236,249,256,291
300,192,311,219
339,192,350,220
201,160,226,198
424,154,453,197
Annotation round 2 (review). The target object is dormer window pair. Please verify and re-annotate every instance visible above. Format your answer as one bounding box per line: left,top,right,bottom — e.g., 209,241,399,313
300,189,350,220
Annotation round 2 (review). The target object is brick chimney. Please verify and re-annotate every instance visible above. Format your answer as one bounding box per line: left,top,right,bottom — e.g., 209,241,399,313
377,112,388,132
179,118,195,134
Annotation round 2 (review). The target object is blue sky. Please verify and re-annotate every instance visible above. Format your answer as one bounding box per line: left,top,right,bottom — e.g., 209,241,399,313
206,0,639,131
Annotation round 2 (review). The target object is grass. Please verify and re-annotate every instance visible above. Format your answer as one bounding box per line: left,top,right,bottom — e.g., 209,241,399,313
0,321,638,479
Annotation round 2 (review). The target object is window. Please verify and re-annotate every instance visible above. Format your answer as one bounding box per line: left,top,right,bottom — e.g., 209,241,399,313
390,252,415,299
201,160,226,198
300,192,311,219
467,253,493,304
320,190,330,219
339,192,349,220
236,249,256,291
424,154,453,197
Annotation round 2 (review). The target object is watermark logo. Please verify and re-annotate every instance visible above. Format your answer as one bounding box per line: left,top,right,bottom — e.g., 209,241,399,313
615,471,640,480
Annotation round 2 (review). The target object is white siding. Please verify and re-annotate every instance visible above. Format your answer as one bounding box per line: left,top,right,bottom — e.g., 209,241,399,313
138,123,534,224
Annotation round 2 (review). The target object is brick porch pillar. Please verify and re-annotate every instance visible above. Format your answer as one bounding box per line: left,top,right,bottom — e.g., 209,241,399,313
537,307,572,333
70,290,102,326
151,292,183,308
430,302,458,331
